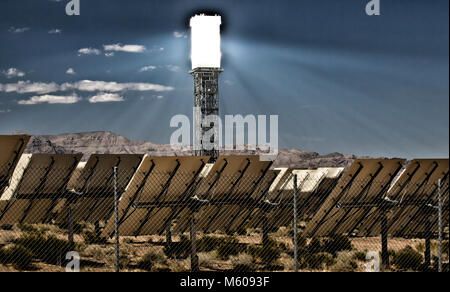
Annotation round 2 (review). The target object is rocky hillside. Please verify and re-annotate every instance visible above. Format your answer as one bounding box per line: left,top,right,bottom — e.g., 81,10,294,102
18,131,356,169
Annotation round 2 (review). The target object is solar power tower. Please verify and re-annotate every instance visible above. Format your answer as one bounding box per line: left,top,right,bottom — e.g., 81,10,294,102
190,14,223,162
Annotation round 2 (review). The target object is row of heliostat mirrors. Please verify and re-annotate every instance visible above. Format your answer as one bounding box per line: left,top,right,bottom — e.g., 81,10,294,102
0,135,448,240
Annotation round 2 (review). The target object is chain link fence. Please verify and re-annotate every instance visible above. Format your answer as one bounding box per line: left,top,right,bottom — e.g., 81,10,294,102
0,164,448,272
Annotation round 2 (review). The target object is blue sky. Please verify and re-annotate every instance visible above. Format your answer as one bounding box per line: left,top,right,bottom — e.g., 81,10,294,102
0,0,448,158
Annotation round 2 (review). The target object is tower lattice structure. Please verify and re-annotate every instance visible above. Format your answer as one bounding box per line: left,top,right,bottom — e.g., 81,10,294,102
191,67,223,162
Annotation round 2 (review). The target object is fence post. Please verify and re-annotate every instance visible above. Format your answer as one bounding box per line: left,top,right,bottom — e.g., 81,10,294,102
293,174,298,273
438,178,443,273
114,166,119,273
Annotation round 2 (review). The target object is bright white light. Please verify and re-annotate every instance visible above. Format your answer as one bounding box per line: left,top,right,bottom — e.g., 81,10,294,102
190,15,222,69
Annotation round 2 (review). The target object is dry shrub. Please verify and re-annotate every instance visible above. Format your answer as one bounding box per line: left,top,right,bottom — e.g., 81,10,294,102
0,245,34,270
216,237,245,260
82,245,105,259
164,237,191,259
392,247,423,271
329,252,358,272
230,253,254,272
137,249,168,271
307,235,353,256
274,226,291,237
301,252,335,270
14,231,76,266
82,230,108,245
198,236,226,252
248,240,282,265
168,259,190,272
278,253,294,271
198,252,218,269
352,251,368,262
106,251,130,270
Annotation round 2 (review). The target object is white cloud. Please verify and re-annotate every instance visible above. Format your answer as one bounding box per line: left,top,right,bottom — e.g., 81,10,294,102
48,29,62,34
8,27,30,34
61,80,174,92
0,81,59,94
139,65,157,72
173,31,187,38
105,52,115,57
78,48,101,56
156,95,164,99
166,65,181,72
89,93,124,103
18,94,81,105
0,109,11,114
1,80,174,95
2,68,25,78
149,46,164,53
103,44,147,53
66,68,76,75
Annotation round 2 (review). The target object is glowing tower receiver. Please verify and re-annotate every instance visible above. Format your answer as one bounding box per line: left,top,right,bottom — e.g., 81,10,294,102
190,15,222,69
190,14,223,162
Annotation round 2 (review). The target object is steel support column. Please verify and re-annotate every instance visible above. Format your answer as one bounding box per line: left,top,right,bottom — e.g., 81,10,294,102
293,174,299,273
68,203,74,249
424,239,431,268
424,219,432,269
380,210,390,270
438,179,443,273
190,208,199,272
262,214,270,247
166,223,172,246
114,166,119,273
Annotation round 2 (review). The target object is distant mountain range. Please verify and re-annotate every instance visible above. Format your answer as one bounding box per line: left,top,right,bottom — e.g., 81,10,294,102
14,131,358,169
